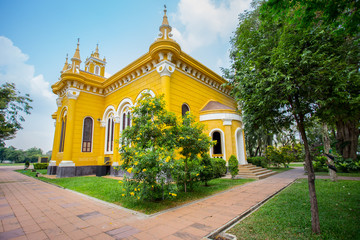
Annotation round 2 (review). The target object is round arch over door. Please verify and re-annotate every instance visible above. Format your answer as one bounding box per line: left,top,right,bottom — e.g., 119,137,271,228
235,128,247,165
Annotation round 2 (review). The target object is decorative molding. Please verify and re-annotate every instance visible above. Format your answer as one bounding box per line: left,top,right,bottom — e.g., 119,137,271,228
59,160,75,167
114,116,121,123
223,119,233,126
49,160,57,166
100,120,106,127
66,88,80,100
200,113,242,122
156,60,175,77
56,97,63,107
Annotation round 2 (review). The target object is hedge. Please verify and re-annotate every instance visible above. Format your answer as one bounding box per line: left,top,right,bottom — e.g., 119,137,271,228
33,163,49,170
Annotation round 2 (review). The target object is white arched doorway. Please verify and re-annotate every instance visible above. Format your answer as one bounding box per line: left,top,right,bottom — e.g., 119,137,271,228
235,128,247,165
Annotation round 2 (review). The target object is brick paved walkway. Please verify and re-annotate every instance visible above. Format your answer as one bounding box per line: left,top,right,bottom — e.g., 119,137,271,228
0,166,304,240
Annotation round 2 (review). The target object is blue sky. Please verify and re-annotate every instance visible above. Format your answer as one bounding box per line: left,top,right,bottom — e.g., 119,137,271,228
0,0,251,152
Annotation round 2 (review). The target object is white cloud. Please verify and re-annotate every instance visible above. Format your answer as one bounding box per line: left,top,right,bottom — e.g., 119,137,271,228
0,36,56,151
172,0,251,53
0,36,55,102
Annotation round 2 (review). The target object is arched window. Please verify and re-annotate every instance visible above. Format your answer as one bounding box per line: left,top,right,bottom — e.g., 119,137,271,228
182,103,190,117
121,106,131,131
59,111,67,152
105,114,114,153
82,117,93,152
212,131,222,155
95,65,100,75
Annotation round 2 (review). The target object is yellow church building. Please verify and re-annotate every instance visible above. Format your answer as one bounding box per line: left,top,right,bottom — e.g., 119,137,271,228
48,9,247,177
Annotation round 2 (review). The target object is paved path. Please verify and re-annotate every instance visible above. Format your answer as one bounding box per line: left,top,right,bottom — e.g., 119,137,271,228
0,167,304,240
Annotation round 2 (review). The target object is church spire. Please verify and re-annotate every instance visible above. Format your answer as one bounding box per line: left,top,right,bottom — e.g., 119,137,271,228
158,5,173,40
161,5,170,26
62,54,69,72
71,38,81,73
72,38,81,61
92,43,100,59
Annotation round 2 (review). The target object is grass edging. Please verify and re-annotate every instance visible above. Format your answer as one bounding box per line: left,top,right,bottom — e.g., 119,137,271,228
205,178,298,240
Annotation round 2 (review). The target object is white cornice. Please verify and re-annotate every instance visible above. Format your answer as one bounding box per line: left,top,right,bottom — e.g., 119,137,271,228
200,113,242,122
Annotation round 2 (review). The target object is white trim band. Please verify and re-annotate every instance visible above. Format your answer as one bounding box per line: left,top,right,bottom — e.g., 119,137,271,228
200,113,242,122
59,160,75,167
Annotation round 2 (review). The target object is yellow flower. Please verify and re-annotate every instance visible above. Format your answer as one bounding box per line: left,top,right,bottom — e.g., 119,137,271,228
138,197,140,200
134,161,138,165
142,169,147,172
165,156,171,162
134,188,137,192
127,168,133,173
121,194,125,197
198,139,202,141
118,180,123,184
136,137,140,140
172,193,177,197
130,192,134,196
179,137,184,140
196,173,199,176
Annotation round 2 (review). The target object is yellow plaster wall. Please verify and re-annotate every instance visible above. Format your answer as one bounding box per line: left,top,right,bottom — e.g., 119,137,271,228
62,92,104,166
170,70,236,119
104,71,162,107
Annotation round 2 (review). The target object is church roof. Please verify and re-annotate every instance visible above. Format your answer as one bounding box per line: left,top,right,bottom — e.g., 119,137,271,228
201,101,235,111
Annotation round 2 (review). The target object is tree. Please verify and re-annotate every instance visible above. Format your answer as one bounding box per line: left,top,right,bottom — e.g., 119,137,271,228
24,147,43,163
0,82,32,146
265,0,360,161
225,0,359,233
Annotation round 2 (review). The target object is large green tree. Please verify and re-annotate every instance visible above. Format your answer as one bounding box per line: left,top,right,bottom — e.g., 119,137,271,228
226,0,359,233
0,82,32,146
266,0,360,161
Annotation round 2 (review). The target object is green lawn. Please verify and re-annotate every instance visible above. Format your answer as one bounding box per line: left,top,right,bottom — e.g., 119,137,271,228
289,162,304,167
16,169,254,214
268,167,293,173
228,179,360,239
0,163,26,166
314,172,360,177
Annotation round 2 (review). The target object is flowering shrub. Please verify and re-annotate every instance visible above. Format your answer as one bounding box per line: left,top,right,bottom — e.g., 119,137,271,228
120,95,179,200
175,113,213,192
119,94,212,199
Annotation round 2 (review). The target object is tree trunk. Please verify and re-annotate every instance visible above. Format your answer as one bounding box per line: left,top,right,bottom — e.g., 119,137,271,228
297,118,321,234
335,119,359,161
255,145,260,156
322,123,337,181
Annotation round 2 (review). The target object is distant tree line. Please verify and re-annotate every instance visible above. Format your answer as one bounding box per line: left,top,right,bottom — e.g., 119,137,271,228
0,146,51,163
